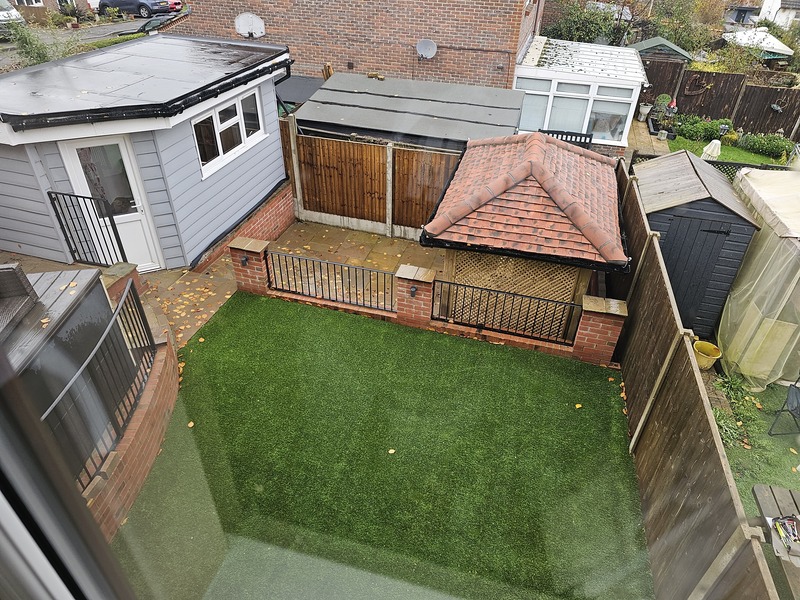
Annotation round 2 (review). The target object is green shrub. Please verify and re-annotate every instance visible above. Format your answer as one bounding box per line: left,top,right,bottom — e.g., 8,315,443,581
712,407,744,447
737,133,795,159
720,131,739,146
674,114,733,141
59,2,92,23
7,21,50,65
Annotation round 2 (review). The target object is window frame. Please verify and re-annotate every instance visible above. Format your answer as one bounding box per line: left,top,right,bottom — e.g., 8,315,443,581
190,89,268,179
513,74,638,146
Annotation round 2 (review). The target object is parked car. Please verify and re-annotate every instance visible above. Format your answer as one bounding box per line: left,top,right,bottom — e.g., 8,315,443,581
0,0,25,40
98,0,173,18
116,14,175,35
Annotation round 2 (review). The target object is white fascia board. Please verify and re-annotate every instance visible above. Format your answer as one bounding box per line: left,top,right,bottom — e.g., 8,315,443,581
514,65,642,89
0,66,286,147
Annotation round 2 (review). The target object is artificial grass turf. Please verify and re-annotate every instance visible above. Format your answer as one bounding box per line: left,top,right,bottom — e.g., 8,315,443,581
153,294,653,598
668,136,780,165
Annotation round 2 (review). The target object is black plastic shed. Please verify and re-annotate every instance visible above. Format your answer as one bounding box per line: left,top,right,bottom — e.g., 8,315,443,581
633,150,759,339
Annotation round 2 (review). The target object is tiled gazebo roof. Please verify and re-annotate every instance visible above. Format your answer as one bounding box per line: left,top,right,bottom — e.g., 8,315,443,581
421,132,629,269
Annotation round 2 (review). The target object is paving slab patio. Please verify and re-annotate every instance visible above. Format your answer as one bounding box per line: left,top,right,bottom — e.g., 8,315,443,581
272,223,446,275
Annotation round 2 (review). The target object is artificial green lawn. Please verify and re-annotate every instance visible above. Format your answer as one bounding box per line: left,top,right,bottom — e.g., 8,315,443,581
668,136,779,165
115,293,653,599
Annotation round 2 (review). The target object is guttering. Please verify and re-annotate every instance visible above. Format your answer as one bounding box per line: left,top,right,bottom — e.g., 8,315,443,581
1,54,293,132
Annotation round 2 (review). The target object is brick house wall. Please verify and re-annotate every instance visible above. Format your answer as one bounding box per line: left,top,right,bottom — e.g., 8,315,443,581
167,0,538,88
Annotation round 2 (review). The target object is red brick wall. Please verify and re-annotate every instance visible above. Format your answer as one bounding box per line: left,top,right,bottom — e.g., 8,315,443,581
573,310,625,365
193,183,295,272
87,338,180,541
168,1,533,88
395,277,433,328
229,245,270,295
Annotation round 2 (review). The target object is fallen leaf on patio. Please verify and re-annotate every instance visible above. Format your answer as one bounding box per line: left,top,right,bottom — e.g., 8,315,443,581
608,377,615,381
68,281,77,287
202,314,208,319
59,285,67,291
40,318,50,324
791,448,798,455
575,404,582,409
69,290,76,295
41,323,48,329
199,337,205,343
396,254,402,257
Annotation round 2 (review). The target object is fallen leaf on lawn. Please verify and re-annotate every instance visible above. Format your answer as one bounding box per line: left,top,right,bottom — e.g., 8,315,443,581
68,281,77,287
755,402,763,410
575,404,582,409
793,467,798,473
608,377,615,381
791,448,798,455
40,318,50,324
620,382,625,388
187,421,194,428
743,443,752,449
737,421,743,426
198,337,205,343
622,407,628,415
388,448,396,454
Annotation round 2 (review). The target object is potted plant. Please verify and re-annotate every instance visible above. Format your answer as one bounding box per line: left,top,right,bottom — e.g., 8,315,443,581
647,95,677,139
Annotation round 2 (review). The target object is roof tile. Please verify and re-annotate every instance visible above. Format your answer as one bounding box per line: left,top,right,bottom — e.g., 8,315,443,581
423,132,628,266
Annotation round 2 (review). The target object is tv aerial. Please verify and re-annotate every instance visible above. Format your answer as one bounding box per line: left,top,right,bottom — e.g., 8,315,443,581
416,39,438,61
235,13,266,39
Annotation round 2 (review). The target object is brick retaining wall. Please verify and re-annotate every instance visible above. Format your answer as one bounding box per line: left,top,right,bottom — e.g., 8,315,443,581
85,338,179,541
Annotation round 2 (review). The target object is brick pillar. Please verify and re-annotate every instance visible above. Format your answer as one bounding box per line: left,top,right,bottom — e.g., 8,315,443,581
573,296,628,365
395,264,436,328
229,237,270,295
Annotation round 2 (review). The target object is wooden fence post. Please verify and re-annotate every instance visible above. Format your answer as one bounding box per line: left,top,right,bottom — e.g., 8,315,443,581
288,114,303,218
386,143,393,237
626,231,660,305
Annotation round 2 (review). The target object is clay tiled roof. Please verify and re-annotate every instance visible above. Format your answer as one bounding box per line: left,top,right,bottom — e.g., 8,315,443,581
423,133,628,267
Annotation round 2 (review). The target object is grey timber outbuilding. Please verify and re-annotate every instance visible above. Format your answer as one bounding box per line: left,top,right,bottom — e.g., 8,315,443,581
633,150,759,338
294,73,525,150
0,35,292,271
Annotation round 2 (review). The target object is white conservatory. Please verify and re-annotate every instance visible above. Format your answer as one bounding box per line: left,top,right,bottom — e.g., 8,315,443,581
514,36,649,148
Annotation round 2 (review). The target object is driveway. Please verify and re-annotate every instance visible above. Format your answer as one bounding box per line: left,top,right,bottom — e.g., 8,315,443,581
0,19,153,73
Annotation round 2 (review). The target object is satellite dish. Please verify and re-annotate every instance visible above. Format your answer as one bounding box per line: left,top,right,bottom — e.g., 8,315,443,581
235,13,266,39
416,39,438,60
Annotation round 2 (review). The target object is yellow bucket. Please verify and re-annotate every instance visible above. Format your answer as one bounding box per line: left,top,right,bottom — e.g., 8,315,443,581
693,341,722,371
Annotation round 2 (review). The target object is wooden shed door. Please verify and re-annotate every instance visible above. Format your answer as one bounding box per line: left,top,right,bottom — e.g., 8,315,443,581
660,216,730,332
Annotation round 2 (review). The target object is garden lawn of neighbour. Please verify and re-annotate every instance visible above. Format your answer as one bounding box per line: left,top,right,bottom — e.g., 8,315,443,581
113,294,653,599
668,136,780,165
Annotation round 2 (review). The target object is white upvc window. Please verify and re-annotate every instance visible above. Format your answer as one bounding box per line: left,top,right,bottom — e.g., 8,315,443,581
191,90,266,178
514,76,637,145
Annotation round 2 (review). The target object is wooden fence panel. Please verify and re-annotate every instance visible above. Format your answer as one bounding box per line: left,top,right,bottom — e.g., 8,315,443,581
675,71,747,119
634,340,748,599
392,148,459,228
278,118,295,196
734,85,800,141
641,59,686,100
297,136,387,222
707,539,779,599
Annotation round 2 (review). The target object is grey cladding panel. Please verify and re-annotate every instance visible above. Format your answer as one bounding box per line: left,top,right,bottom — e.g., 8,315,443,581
131,130,184,268
0,144,67,262
157,80,286,265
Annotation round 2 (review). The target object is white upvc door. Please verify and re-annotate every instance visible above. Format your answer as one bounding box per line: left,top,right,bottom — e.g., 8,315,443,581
59,136,163,272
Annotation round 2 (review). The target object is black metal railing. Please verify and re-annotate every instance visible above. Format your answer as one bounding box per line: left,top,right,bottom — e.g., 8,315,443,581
432,281,582,345
48,191,127,267
40,280,155,490
267,251,396,312
539,129,594,149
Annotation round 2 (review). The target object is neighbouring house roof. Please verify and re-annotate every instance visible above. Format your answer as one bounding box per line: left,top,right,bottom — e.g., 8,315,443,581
293,73,524,149
629,37,693,62
0,35,291,132
782,0,800,9
420,132,629,270
519,36,648,84
633,151,759,226
276,75,323,104
723,28,795,57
